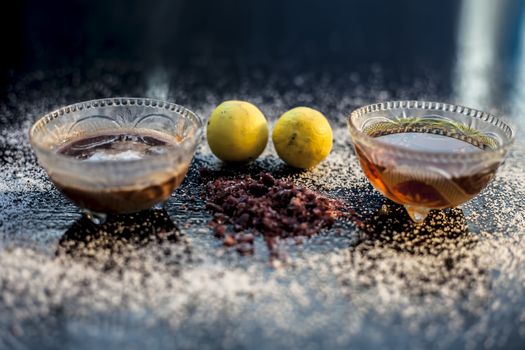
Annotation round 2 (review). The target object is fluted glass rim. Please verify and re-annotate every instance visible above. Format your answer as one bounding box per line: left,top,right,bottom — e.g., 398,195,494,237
29,97,203,167
348,100,515,163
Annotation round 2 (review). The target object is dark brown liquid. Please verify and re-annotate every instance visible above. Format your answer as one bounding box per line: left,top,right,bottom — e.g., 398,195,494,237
356,133,499,209
58,132,179,160
55,131,187,214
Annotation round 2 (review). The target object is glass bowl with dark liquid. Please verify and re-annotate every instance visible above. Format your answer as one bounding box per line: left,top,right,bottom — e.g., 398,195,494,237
348,101,515,222
29,98,202,222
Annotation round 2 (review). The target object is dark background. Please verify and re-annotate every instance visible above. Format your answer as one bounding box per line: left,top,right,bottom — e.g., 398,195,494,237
2,0,462,72
1,0,521,91
1,0,525,114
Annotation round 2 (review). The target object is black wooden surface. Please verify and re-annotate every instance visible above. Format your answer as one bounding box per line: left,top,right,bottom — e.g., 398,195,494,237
1,1,525,349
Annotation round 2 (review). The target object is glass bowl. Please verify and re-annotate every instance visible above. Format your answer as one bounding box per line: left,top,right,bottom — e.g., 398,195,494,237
29,97,202,221
348,101,515,222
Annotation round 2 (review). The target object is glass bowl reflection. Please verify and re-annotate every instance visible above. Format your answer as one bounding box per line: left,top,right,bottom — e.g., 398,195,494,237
29,97,202,219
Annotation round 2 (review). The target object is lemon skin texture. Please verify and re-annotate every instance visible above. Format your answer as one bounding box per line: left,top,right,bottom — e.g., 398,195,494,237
207,100,269,163
272,107,333,169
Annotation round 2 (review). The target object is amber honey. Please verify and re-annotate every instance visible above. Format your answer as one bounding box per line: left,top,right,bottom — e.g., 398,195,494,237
355,126,499,209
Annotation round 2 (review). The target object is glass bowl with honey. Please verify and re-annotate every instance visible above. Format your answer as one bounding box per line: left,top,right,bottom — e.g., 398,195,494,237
348,101,515,222
29,97,202,222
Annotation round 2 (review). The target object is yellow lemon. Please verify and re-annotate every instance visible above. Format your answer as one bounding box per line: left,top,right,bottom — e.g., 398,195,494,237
272,107,332,169
207,100,269,162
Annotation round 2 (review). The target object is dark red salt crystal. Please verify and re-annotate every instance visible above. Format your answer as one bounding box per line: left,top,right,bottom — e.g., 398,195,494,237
214,224,226,237
203,172,357,258
223,235,236,247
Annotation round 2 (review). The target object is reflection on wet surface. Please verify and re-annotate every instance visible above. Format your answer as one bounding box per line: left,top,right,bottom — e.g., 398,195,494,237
357,204,474,256
57,210,185,267
347,204,485,299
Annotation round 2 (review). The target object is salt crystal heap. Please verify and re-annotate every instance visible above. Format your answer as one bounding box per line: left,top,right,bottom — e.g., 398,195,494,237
203,171,359,258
